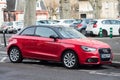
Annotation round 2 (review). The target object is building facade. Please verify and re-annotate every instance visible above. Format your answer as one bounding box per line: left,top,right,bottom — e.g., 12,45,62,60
4,0,49,22
78,0,119,19
0,0,6,26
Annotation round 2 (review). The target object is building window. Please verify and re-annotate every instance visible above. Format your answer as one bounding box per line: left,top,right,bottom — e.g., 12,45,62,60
36,2,41,10
80,14,86,18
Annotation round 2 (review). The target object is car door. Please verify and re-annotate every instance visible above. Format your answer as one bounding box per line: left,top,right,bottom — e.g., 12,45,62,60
34,27,62,61
109,20,120,35
19,27,39,58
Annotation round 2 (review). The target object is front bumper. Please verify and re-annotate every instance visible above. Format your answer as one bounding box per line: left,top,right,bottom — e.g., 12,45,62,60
78,48,113,65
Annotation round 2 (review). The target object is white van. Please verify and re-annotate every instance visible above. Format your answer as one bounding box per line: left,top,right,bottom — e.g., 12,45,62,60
86,19,120,36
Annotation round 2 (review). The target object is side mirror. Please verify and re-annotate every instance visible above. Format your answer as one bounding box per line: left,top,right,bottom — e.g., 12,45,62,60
49,35,59,41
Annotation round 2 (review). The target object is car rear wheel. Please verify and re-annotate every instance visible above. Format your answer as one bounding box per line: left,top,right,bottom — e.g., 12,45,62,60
80,29,86,35
8,47,23,63
102,30,108,37
62,50,78,69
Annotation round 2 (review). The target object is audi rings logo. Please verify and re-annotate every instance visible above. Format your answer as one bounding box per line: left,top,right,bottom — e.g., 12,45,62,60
102,49,109,53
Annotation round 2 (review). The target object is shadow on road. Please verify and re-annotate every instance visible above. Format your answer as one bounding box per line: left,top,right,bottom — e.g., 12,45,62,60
14,60,111,70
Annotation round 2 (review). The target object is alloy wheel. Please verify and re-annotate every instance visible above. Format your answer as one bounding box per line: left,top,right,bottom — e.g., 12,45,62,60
9,47,23,63
62,51,78,69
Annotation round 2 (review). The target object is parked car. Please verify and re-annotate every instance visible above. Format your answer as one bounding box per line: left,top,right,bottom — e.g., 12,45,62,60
11,21,24,31
7,25,113,69
69,19,83,29
86,19,120,36
36,20,51,25
119,28,120,35
0,21,23,33
36,20,60,25
0,22,10,33
55,19,76,27
70,19,93,35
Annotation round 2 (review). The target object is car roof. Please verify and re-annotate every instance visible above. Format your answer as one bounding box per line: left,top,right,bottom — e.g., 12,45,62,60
23,24,65,29
94,19,120,21
17,24,67,35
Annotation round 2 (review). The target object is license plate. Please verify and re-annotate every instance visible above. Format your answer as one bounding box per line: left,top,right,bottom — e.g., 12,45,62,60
101,54,111,58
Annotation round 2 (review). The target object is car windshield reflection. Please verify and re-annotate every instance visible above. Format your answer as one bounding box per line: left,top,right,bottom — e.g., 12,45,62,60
58,27,86,39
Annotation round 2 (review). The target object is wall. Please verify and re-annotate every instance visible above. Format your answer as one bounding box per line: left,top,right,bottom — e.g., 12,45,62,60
78,0,119,19
101,0,119,19
4,10,49,21
0,0,6,26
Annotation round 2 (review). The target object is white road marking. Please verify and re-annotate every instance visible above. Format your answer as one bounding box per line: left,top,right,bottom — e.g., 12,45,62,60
0,51,7,54
0,57,7,62
81,70,120,77
90,71,120,77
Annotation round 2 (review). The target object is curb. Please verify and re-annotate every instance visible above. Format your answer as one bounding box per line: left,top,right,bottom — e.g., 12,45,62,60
110,61,120,68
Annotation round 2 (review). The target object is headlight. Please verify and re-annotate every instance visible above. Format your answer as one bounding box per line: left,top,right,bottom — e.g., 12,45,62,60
81,46,96,52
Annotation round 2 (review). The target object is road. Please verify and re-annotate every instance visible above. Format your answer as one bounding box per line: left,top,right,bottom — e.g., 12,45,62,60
0,61,120,80
0,34,120,80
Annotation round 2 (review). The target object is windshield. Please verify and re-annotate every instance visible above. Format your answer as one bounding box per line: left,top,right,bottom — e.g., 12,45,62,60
58,27,86,39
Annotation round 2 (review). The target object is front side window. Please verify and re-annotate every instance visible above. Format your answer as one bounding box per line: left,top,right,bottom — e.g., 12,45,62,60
102,20,111,24
35,27,58,38
110,20,120,25
20,27,35,36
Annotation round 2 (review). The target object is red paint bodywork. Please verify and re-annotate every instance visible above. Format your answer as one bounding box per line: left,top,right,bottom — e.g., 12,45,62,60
7,35,113,65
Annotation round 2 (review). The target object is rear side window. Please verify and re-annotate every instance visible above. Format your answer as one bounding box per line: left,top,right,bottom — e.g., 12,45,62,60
75,19,83,23
63,20,74,24
8,22,13,26
102,20,111,24
89,21,97,24
35,27,58,38
20,27,35,36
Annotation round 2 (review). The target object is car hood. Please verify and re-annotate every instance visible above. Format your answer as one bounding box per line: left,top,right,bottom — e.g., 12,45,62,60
60,38,110,48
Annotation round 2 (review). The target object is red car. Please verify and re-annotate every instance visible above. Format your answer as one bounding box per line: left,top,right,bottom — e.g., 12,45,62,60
7,25,113,69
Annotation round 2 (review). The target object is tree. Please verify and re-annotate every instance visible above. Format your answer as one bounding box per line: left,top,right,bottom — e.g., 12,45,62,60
45,0,59,19
70,0,79,18
118,0,120,17
60,0,71,19
24,0,36,27
89,0,102,19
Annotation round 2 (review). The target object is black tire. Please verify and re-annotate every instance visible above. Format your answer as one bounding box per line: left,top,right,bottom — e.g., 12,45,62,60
13,30,17,34
80,29,86,35
62,50,79,69
102,30,108,37
8,47,23,63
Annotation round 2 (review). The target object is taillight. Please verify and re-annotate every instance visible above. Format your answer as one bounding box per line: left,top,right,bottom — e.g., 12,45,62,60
93,24,97,28
77,24,82,28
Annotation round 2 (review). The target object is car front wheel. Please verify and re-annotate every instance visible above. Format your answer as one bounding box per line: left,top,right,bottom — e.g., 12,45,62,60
8,47,23,63
62,50,78,69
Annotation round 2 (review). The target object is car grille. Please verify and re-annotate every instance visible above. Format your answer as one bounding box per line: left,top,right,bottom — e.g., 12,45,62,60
99,48,111,61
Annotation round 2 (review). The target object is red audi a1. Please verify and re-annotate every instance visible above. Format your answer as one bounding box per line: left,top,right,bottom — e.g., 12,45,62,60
7,25,113,69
